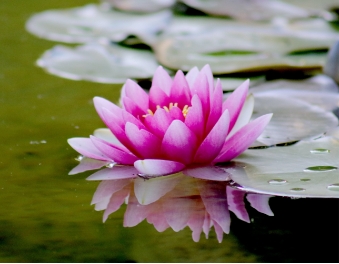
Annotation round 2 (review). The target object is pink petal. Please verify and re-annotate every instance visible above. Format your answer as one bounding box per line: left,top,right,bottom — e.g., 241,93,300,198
247,193,274,216
185,66,199,89
143,108,173,138
226,186,250,223
93,128,123,147
199,181,230,234
169,106,185,122
151,66,172,95
125,122,162,158
122,110,146,130
122,96,145,117
149,84,170,111
191,73,210,117
93,97,122,124
205,79,223,135
214,113,273,163
185,95,204,141
227,94,254,139
101,108,137,154
183,166,230,181
169,70,191,108
103,185,131,222
69,158,108,175
68,138,109,161
90,136,138,165
134,174,182,205
161,120,198,164
91,179,131,205
134,159,185,176
122,79,149,112
199,64,214,96
86,166,139,180
194,109,229,163
222,80,249,132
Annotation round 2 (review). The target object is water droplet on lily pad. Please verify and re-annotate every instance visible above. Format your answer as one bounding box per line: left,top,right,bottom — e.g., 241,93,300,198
303,166,337,172
327,183,339,191
290,188,305,192
310,148,330,154
268,179,287,185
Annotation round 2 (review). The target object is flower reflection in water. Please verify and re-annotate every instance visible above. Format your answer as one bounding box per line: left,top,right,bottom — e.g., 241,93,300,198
89,170,273,243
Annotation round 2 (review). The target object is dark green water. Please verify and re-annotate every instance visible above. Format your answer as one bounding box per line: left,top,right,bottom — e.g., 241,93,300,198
0,0,338,262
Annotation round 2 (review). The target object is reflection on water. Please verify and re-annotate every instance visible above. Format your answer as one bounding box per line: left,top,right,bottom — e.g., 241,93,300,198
90,173,273,242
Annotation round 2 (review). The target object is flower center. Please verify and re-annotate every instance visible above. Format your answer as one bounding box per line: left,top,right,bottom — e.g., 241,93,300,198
143,102,190,118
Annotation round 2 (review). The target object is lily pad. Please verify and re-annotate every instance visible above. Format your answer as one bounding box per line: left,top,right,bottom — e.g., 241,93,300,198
103,0,175,13
283,0,339,15
228,136,339,198
251,95,338,146
181,0,309,20
250,75,339,111
37,43,160,83
26,3,172,44
154,16,338,73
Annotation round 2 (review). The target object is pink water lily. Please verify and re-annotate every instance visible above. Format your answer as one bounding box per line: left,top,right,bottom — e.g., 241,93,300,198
68,65,272,180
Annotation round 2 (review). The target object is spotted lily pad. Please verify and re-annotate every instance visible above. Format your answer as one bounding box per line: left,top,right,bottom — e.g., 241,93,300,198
37,43,160,83
26,4,172,44
228,136,339,198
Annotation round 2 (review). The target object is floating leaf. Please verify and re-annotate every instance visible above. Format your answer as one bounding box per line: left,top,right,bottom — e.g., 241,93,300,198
251,95,338,146
26,4,172,44
104,0,175,13
250,75,339,111
181,0,309,20
227,136,339,198
37,43,160,83
324,40,339,84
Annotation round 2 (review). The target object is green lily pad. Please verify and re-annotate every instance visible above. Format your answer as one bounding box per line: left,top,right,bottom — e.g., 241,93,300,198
181,0,309,20
251,95,338,146
154,16,338,73
37,43,160,83
103,0,175,13
250,75,339,111
228,136,339,198
26,3,172,44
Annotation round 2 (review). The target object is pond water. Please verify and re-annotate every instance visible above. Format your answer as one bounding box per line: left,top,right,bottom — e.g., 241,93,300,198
1,0,338,262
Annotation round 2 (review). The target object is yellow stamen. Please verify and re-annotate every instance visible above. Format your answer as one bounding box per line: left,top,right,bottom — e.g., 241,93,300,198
143,103,190,118
182,105,189,117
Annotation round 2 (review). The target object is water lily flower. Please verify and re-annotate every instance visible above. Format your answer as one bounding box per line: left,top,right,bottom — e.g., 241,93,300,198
68,65,272,180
